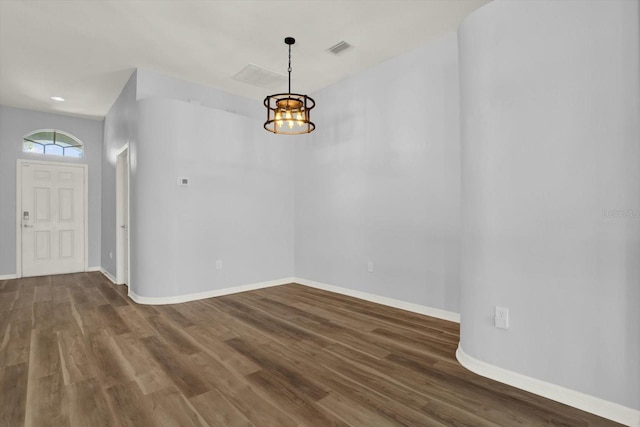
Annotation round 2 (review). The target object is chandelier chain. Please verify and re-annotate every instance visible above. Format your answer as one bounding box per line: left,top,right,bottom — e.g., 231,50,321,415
288,44,292,94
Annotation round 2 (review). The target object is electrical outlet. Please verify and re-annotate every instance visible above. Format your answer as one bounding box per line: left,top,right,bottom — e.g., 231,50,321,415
495,306,509,329
367,261,374,273
216,260,222,270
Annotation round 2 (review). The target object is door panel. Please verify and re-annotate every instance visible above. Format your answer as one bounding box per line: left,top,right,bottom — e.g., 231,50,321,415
59,230,74,258
34,187,50,221
59,188,73,220
34,231,50,259
21,162,85,277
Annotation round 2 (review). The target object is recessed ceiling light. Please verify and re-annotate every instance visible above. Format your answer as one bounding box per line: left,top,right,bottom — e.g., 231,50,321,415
51,96,65,102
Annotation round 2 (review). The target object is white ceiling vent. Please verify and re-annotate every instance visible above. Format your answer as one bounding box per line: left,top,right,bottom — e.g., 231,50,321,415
233,64,287,90
327,41,352,55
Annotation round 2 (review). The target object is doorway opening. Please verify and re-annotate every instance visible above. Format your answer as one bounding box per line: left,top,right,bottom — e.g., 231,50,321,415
116,145,130,288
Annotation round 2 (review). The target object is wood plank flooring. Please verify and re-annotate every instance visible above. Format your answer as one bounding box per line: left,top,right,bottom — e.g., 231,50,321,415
0,272,622,426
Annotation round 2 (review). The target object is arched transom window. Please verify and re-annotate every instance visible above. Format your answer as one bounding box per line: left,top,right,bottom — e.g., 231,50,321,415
23,129,84,158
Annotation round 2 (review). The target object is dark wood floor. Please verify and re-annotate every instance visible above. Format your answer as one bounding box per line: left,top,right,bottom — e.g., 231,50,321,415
0,272,621,426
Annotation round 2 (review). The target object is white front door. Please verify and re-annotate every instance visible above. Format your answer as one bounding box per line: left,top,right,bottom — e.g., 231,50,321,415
19,161,86,277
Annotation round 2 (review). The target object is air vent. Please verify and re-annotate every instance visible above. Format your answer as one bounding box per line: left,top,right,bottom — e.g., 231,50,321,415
233,64,287,90
327,41,352,55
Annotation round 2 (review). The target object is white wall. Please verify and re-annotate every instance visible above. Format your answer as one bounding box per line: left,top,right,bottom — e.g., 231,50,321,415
295,32,461,312
459,0,639,410
136,68,263,119
0,105,103,276
133,97,294,298
101,71,138,278
101,69,295,298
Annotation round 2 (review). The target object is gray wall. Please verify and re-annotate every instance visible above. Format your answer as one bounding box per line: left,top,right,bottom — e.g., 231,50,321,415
101,71,138,278
0,105,103,276
459,0,640,409
133,97,294,298
295,32,461,312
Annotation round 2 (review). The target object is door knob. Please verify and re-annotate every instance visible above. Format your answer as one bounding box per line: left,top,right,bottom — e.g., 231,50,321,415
23,224,33,228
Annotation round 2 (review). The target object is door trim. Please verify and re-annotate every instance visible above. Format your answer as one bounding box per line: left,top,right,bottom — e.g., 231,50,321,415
16,159,89,278
115,144,130,287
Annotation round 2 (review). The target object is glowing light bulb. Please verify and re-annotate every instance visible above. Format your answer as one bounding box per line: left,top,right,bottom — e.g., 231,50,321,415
275,112,283,128
285,110,294,128
296,112,304,126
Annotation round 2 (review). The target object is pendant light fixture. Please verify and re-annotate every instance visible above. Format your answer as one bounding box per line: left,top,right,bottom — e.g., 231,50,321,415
264,37,315,135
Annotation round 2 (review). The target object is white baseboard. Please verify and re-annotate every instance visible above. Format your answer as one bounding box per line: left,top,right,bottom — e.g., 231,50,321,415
2,268,104,280
88,271,460,323
456,345,640,427
128,277,296,305
119,275,460,326
98,268,118,284
294,277,460,323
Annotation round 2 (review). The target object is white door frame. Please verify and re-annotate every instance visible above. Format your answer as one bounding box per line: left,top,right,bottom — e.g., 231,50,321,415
16,159,88,278
115,144,130,287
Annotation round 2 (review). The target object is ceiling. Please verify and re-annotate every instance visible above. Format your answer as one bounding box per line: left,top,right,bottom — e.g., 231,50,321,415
0,0,489,119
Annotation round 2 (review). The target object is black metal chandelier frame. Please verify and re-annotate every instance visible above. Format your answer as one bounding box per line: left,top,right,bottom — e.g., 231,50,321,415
264,37,316,135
